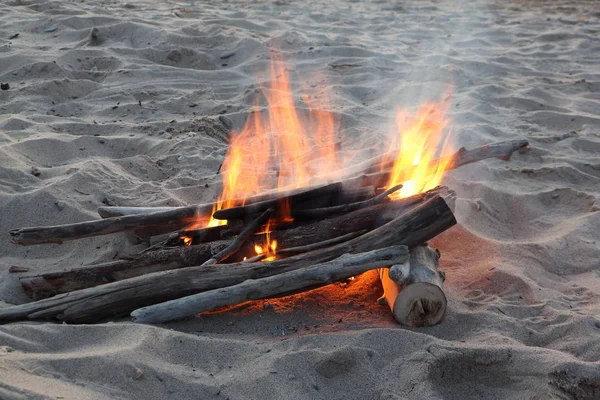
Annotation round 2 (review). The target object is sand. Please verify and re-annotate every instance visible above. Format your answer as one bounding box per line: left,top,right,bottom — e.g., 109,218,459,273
1,0,600,398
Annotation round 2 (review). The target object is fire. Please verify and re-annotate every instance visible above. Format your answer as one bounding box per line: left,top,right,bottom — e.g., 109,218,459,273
254,219,277,261
201,52,453,235
384,102,454,198
181,235,192,246
207,52,341,227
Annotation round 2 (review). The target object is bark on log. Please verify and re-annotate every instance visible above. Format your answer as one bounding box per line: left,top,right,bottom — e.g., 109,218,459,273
378,245,447,327
1,194,455,322
19,187,453,300
131,246,410,324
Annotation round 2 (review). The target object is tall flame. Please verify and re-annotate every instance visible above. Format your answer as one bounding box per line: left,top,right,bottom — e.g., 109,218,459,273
207,52,341,227
384,102,453,198
201,53,454,232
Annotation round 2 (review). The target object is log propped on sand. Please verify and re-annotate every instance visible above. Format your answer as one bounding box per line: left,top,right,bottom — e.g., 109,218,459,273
378,245,447,327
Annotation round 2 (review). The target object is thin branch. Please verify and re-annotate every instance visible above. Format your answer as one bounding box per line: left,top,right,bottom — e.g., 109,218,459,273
201,208,274,265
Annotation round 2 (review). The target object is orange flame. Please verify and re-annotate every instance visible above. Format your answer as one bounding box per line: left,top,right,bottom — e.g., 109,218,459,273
254,219,277,261
384,102,454,198
206,52,341,227
202,53,454,232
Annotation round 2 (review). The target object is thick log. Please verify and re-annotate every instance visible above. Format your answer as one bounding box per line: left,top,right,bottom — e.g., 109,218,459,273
131,246,410,324
378,245,447,327
18,187,453,300
1,194,455,323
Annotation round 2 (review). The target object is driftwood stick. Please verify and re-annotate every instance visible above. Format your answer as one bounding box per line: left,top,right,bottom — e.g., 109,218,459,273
132,246,410,324
277,230,367,257
96,187,375,218
9,183,353,246
9,206,208,246
212,183,342,220
378,245,447,326
291,184,402,220
1,195,455,323
201,209,273,265
97,206,178,218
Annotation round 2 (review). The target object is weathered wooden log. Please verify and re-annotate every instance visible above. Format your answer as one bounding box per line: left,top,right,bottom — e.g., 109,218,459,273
131,246,410,324
378,245,446,327
19,240,231,300
9,183,345,246
97,186,375,218
97,206,177,218
18,187,453,300
201,208,273,265
9,206,206,246
1,194,455,322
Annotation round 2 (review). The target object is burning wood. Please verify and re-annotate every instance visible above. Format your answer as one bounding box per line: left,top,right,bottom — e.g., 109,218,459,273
19,187,453,300
4,54,529,326
1,195,455,323
131,246,410,324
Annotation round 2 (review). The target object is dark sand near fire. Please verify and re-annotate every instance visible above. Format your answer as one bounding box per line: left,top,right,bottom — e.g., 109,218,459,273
1,0,599,399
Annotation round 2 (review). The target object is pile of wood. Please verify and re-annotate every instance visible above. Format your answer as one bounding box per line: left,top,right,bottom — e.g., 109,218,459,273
2,139,528,326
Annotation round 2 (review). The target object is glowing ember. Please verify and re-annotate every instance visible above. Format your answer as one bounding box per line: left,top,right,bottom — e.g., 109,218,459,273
181,236,192,246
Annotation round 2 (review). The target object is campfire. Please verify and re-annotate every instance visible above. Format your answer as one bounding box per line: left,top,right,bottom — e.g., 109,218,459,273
4,55,528,327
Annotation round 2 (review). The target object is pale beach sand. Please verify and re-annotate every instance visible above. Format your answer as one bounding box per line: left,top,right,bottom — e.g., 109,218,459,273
1,0,599,399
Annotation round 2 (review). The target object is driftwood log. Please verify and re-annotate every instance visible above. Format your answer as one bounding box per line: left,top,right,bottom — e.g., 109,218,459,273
378,245,446,326
131,246,410,324
96,186,376,218
0,194,455,322
9,182,344,246
19,187,453,299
